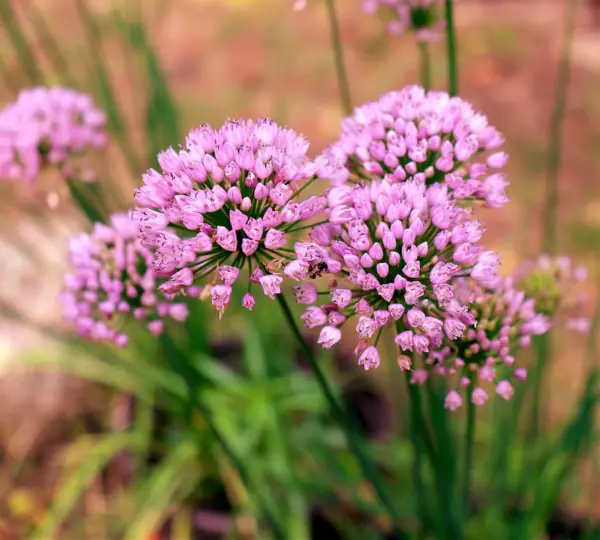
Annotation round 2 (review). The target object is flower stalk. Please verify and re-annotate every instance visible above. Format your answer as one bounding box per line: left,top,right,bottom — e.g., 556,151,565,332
418,41,431,91
444,0,458,95
276,294,409,539
541,0,577,254
462,372,477,520
324,0,352,115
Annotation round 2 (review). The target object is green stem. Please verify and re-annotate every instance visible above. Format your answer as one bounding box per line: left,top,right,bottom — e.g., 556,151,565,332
324,0,352,115
285,219,330,234
418,41,431,91
404,372,460,540
541,0,576,254
444,0,458,96
405,359,431,538
290,176,317,201
462,374,476,521
276,294,409,539
529,334,550,441
424,378,462,540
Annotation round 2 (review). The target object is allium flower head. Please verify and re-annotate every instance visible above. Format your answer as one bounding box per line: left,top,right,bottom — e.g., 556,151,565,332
317,85,508,208
60,213,188,347
290,176,501,369
0,87,107,183
418,271,553,410
130,118,326,315
363,0,445,41
515,254,589,331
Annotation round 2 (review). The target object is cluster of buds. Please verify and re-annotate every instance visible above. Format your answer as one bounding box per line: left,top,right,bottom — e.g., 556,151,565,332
418,274,551,411
0,87,107,183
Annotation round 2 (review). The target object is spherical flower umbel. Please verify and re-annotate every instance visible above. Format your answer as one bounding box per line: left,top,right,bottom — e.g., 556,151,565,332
423,272,553,410
362,0,445,41
130,118,327,315
290,176,501,371
318,85,509,208
0,87,107,183
60,213,189,347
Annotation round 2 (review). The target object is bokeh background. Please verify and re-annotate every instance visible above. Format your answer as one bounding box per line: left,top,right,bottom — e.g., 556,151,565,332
1,0,599,538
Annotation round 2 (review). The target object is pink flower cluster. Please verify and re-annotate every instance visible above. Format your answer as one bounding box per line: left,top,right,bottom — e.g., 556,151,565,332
414,274,551,411
288,176,501,371
43,83,588,415
130,118,325,315
362,0,445,41
317,85,509,208
0,87,107,183
60,213,188,347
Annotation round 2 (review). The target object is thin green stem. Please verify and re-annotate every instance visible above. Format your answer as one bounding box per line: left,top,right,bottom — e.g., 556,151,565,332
462,374,476,521
276,294,409,539
285,219,330,234
424,378,462,540
403,372,459,540
541,0,577,254
418,41,431,91
444,0,458,96
290,176,317,201
324,0,352,115
529,334,550,441
405,358,431,538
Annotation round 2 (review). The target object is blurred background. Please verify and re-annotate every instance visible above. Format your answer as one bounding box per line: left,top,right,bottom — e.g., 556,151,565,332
1,0,599,538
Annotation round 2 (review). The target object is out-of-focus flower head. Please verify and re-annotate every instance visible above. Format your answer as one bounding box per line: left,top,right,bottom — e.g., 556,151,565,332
60,213,188,347
416,273,551,411
515,254,589,332
130,118,326,315
0,87,107,184
362,0,445,41
287,176,501,372
316,85,509,208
